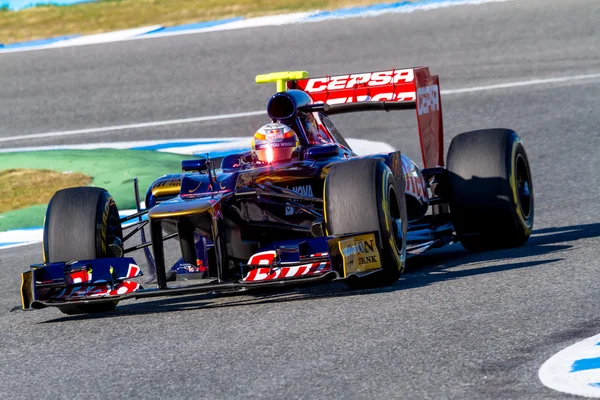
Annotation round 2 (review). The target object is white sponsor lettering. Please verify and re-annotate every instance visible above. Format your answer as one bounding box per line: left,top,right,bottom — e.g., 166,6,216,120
368,71,393,86
393,69,415,84
346,73,372,87
417,84,440,115
260,141,295,148
285,185,313,215
304,69,415,92
327,75,350,90
291,185,313,196
304,77,328,92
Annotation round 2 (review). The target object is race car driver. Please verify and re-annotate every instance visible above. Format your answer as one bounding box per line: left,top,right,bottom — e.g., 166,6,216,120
251,122,300,164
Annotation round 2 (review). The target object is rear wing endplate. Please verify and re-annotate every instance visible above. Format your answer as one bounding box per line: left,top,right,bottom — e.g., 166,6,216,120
290,67,444,168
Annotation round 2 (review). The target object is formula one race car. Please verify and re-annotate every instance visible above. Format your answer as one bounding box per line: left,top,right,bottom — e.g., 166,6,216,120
19,67,534,315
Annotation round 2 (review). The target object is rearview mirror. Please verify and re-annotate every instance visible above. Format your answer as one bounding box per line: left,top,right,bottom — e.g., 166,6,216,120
306,144,339,159
182,158,208,172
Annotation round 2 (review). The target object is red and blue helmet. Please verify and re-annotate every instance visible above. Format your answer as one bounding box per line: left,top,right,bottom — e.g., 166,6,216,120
251,123,300,163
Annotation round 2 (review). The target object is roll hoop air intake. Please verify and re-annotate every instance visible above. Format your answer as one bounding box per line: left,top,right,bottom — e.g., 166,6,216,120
266,90,314,120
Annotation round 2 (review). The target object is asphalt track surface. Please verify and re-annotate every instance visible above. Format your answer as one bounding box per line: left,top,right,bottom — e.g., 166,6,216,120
1,0,599,398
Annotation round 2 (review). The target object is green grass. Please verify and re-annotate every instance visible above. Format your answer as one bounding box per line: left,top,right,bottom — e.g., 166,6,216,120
0,0,404,44
0,168,91,213
0,149,197,231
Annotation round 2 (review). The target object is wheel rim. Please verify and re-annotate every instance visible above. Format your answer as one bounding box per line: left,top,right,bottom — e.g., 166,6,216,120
515,153,532,220
388,186,406,264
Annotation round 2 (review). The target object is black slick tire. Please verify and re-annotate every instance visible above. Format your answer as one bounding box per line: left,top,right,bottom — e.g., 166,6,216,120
447,129,534,251
324,158,407,288
44,187,123,315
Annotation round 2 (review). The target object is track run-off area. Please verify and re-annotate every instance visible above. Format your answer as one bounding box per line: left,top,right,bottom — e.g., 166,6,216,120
0,0,599,398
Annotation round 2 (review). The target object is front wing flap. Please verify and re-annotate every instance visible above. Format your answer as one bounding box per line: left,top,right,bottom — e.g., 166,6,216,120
20,257,143,310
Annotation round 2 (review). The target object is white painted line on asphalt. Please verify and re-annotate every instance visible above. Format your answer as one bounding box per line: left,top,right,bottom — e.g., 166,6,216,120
442,73,600,94
1,73,598,144
0,111,266,143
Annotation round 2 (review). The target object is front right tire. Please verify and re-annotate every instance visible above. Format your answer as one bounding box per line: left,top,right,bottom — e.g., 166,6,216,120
324,158,407,288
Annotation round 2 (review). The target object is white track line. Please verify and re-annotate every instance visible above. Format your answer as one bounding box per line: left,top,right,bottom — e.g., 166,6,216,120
1,73,598,144
0,110,265,143
442,73,600,94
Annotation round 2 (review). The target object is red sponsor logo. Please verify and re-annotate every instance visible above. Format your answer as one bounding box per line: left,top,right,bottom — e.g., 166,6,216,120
208,199,223,220
248,251,276,266
401,155,427,201
196,259,207,272
69,269,91,284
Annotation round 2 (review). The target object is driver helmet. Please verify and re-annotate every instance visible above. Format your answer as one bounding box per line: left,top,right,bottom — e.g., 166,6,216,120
251,122,300,163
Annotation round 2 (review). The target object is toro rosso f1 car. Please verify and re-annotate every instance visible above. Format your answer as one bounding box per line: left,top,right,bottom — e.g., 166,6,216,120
19,67,534,315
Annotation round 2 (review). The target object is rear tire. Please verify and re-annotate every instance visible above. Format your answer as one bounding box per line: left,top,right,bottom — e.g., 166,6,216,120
44,187,123,314
447,129,534,251
324,158,407,288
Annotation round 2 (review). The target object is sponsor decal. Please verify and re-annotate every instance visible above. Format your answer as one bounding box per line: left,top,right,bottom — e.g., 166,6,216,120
285,184,313,215
417,84,440,115
117,263,142,279
266,129,284,141
69,267,93,285
109,281,141,296
244,262,331,281
152,176,183,189
244,252,331,281
55,280,141,299
389,152,403,177
176,263,200,273
255,141,296,149
339,233,381,276
196,259,207,273
304,69,415,92
248,250,276,266
175,259,207,274
325,91,415,105
401,154,427,201
208,199,223,220
100,199,113,255
151,175,184,196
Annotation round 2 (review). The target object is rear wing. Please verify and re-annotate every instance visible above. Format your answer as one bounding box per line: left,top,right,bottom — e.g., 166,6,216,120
290,67,444,168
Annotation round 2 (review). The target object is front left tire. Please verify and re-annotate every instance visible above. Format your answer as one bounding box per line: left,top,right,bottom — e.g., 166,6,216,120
44,187,123,314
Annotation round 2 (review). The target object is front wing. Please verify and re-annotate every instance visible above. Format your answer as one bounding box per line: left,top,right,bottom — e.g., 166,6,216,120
19,231,384,311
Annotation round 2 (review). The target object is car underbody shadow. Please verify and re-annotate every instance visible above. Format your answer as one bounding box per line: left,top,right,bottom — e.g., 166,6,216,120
40,222,600,323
